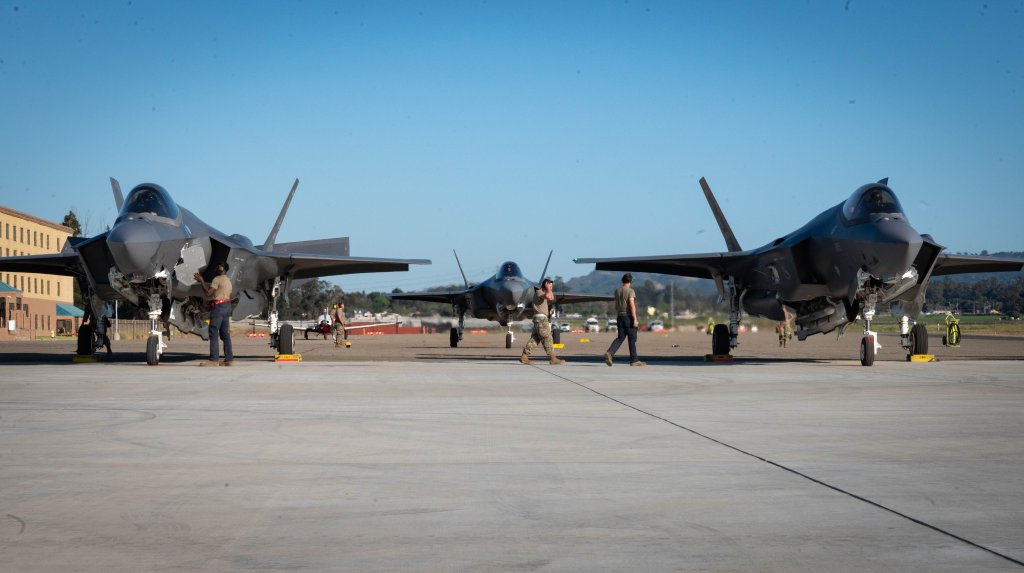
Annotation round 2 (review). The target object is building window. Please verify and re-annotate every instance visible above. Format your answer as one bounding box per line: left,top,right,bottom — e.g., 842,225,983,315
47,235,50,250
4,223,7,239
47,280,51,295
57,282,61,297
20,227,24,243
33,230,37,247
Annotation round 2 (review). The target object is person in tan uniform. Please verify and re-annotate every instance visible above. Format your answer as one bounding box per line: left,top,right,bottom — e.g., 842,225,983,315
332,302,348,345
519,278,565,365
194,263,234,366
604,273,645,366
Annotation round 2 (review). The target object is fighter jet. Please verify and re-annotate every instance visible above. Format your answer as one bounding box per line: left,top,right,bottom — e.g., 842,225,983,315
576,177,1023,365
390,251,612,348
0,178,430,364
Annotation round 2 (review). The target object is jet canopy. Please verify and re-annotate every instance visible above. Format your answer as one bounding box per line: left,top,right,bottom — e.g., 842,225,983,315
496,261,524,279
842,185,906,224
118,184,181,221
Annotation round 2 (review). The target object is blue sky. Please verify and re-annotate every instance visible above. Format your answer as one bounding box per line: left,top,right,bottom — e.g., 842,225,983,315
2,1,1021,292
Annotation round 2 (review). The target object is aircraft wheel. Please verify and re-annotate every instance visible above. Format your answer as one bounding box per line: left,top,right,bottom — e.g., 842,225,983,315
711,324,730,356
910,323,929,355
860,335,875,366
76,323,94,355
450,327,459,348
280,324,295,355
552,328,561,345
304,329,309,340
146,334,160,366
505,332,512,349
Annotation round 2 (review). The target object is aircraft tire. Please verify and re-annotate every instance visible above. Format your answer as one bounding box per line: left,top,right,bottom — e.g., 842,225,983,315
552,328,561,345
146,334,159,366
505,332,512,349
860,335,875,366
449,327,459,348
304,329,309,340
910,323,929,355
76,323,94,355
280,324,295,355
711,324,730,356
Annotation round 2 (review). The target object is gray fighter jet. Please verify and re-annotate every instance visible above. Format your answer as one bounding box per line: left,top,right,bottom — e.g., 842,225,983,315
576,177,1023,365
390,251,612,348
0,178,429,364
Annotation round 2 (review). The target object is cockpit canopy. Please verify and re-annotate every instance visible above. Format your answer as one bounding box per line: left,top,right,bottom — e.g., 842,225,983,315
841,184,907,224
118,184,180,221
496,261,524,279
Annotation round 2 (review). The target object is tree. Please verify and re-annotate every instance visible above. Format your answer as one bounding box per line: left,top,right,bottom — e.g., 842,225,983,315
62,211,82,237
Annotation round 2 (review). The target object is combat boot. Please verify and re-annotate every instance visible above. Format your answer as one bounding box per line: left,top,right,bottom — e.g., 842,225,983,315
519,353,533,365
548,355,565,365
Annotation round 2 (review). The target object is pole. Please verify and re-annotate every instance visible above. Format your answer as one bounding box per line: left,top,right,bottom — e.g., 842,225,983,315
669,282,675,329
114,300,120,340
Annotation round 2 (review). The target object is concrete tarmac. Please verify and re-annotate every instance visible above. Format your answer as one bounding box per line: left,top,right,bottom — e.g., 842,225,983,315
1,334,1023,571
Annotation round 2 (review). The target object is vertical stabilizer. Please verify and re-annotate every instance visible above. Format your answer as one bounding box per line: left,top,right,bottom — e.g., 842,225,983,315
453,250,469,288
110,177,124,211
538,250,553,284
263,179,299,252
699,177,742,252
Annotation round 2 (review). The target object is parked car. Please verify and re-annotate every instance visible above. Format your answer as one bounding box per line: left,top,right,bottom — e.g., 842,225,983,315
559,323,571,332
606,319,617,332
648,320,664,332
584,317,600,332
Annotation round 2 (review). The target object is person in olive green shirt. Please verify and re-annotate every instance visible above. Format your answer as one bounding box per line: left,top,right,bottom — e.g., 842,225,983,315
604,273,645,366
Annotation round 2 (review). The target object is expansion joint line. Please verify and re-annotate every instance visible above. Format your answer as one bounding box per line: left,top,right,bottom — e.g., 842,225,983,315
533,366,1024,568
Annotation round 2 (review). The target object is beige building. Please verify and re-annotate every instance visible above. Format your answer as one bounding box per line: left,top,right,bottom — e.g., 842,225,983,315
0,205,77,341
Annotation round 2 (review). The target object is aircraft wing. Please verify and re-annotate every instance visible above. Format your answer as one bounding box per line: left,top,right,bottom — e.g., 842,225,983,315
388,289,468,305
930,254,1024,276
554,292,614,305
575,252,753,280
0,252,82,276
264,253,431,280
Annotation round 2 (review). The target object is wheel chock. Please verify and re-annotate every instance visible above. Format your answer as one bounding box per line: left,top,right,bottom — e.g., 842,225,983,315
274,353,302,362
579,338,590,343
704,354,734,362
907,354,936,362
553,343,565,349
72,354,98,363
344,341,351,348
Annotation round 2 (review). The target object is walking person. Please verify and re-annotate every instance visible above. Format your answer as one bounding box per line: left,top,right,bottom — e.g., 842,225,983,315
332,302,348,345
604,273,645,367
519,278,565,365
194,263,234,366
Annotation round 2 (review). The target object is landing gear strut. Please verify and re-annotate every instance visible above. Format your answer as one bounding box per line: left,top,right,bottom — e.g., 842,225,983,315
450,309,465,348
145,293,166,366
859,293,880,366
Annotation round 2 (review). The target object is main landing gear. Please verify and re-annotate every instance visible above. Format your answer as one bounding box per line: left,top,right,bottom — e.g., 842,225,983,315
450,310,465,348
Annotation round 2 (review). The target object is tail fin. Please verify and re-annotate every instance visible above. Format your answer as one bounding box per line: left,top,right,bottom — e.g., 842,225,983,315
699,177,742,252
538,249,553,284
453,250,469,288
110,177,124,211
263,179,299,252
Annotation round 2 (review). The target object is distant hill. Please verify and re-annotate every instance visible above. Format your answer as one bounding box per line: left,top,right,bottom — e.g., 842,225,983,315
563,271,715,295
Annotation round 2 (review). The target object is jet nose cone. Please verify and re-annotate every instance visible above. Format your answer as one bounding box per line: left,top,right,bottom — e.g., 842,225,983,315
107,220,162,277
865,221,923,278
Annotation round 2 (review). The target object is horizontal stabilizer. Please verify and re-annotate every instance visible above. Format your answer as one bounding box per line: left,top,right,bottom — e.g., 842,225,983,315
931,254,1024,276
260,237,350,257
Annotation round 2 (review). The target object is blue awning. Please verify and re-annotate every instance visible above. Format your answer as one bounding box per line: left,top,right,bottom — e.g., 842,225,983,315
0,280,20,293
56,303,85,317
